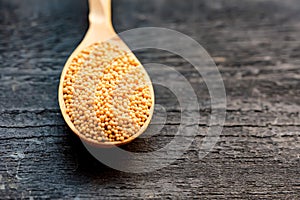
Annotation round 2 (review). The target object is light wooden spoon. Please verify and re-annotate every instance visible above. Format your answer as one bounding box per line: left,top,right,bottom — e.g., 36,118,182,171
58,0,154,147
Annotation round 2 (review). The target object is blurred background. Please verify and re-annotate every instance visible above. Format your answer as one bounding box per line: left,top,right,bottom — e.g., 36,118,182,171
0,0,299,199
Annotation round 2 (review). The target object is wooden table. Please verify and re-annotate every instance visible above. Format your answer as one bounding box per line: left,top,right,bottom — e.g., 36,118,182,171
0,0,299,199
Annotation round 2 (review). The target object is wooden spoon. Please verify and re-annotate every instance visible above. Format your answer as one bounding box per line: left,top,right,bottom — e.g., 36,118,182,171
58,0,154,147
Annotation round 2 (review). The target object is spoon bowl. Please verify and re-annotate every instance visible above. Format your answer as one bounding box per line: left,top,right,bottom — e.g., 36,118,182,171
58,0,154,147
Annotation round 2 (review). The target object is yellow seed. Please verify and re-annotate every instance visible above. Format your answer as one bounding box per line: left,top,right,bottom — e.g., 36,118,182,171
63,41,152,143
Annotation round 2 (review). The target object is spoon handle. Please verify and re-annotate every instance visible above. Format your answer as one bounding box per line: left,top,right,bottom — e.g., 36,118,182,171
89,0,112,26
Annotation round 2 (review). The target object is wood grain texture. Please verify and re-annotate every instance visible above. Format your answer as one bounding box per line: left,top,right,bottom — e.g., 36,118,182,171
0,0,299,199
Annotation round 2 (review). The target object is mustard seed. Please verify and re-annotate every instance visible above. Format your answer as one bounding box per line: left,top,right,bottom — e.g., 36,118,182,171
63,41,152,143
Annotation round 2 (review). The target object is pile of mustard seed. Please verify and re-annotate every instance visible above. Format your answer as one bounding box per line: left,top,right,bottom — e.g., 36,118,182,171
63,42,152,142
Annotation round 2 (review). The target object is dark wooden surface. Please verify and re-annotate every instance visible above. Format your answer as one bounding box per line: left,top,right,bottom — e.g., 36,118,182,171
0,0,300,199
